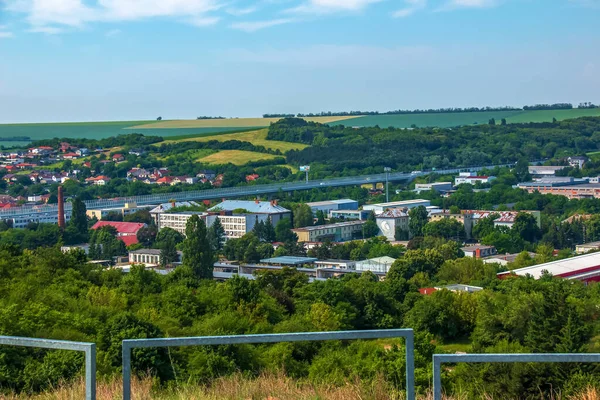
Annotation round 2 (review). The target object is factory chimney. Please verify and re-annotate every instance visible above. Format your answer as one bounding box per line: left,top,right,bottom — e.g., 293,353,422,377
57,186,65,230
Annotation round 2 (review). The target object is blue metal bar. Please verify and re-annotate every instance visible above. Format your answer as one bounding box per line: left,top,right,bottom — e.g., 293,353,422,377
0,336,96,400
122,329,415,400
432,353,600,400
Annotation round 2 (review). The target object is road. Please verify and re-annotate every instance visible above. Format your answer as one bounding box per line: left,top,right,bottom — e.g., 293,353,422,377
0,163,513,218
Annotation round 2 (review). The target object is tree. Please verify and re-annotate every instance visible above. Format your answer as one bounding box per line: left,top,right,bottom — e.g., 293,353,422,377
501,118,507,125
293,204,314,228
423,218,466,240
160,237,179,267
409,206,429,238
182,215,213,279
155,227,185,248
315,210,326,225
514,157,531,182
275,218,297,243
488,118,496,125
512,213,540,243
70,196,88,236
395,226,409,241
263,217,277,242
208,217,225,251
137,225,157,248
362,213,380,239
157,116,162,121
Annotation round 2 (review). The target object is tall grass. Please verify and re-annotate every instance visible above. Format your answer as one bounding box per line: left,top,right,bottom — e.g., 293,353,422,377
1,374,598,400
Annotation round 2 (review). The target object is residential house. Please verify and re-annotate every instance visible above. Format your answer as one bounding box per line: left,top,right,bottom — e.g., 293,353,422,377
568,156,588,169
246,174,260,182
112,154,125,162
454,172,496,186
85,176,111,186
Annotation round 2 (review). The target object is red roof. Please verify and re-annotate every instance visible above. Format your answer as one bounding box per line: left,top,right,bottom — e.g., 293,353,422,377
112,154,124,159
464,176,489,180
63,153,79,157
91,221,145,235
121,235,140,246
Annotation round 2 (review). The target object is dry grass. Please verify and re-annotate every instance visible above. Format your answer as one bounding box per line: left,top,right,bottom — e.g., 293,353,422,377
198,150,280,166
2,374,599,400
159,129,308,152
129,116,361,130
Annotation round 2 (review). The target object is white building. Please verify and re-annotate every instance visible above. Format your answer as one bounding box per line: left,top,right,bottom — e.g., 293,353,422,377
363,199,430,214
461,245,497,258
150,201,201,225
454,172,496,186
355,256,397,273
7,210,72,228
129,248,183,266
157,212,207,235
209,200,291,225
205,213,269,241
314,259,357,270
376,209,409,241
86,202,142,220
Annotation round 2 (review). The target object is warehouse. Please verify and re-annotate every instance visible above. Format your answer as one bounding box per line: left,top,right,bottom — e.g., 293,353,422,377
497,252,600,283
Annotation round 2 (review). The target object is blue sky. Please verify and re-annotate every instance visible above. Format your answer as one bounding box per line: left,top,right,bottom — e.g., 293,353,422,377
0,0,599,122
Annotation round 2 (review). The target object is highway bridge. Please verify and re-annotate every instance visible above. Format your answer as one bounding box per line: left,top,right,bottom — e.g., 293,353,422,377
0,164,513,219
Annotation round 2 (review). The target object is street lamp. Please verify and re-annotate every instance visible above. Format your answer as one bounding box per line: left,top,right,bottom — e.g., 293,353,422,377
384,167,392,202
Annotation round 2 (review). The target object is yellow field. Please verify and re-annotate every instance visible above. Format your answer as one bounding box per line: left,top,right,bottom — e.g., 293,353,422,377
198,150,280,166
129,116,360,129
160,129,307,152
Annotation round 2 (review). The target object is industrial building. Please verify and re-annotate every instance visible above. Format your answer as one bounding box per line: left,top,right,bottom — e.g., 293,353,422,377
329,209,371,221
414,182,453,193
86,202,143,220
355,256,397,273
497,252,600,283
454,172,496,186
209,200,291,224
7,210,72,229
363,199,430,214
375,209,410,241
292,220,366,242
518,178,600,199
305,199,358,216
461,245,497,258
575,241,600,254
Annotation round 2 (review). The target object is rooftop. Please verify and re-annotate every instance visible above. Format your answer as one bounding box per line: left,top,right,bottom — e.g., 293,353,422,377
306,199,357,207
150,201,200,214
363,199,429,208
377,209,409,218
483,252,537,263
461,245,496,251
259,256,318,265
91,221,145,234
209,200,290,214
292,220,366,232
498,252,600,280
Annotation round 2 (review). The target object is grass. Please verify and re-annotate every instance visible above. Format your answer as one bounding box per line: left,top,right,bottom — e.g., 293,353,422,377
198,150,281,166
0,120,156,127
4,374,600,400
129,116,361,129
330,108,600,129
435,338,472,354
159,128,308,153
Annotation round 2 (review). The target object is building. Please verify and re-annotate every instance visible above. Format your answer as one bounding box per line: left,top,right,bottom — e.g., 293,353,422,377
305,199,359,216
91,221,146,246
86,202,142,220
157,212,207,235
355,256,397,273
259,256,318,266
454,172,496,186
414,182,453,193
376,209,409,241
518,179,600,199
483,252,537,266
209,200,291,225
419,284,483,295
461,245,497,258
330,209,371,221
129,248,183,266
292,220,366,243
362,199,430,214
467,210,542,230
85,175,111,186
497,252,600,283
6,210,72,229
61,244,91,255
568,156,588,169
205,213,269,241
576,241,600,254
314,259,357,270
528,166,566,178
149,201,201,225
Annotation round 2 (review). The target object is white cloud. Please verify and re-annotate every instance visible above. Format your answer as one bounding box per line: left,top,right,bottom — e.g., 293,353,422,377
0,31,14,38
230,18,292,31
105,28,120,37
286,0,382,14
393,0,426,17
226,6,258,16
28,25,64,34
189,16,221,26
3,0,224,32
438,0,498,10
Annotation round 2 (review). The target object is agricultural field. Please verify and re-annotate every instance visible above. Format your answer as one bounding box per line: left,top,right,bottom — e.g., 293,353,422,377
329,108,600,129
197,150,281,166
159,128,308,153
129,116,360,130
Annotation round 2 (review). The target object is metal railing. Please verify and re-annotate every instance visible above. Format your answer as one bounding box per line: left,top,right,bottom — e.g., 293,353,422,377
122,329,415,400
0,336,96,400
432,353,600,400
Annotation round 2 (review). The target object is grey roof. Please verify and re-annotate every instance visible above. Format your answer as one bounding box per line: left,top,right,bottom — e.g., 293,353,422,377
260,256,318,265
150,201,200,214
441,284,483,293
209,200,290,214
306,199,358,207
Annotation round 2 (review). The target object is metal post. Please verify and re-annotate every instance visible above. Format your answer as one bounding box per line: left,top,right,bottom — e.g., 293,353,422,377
86,344,96,400
433,355,442,400
0,336,96,400
405,330,415,400
122,343,132,400
122,329,415,400
384,167,391,203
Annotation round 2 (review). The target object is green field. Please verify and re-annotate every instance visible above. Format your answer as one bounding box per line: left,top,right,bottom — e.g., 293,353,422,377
329,108,600,129
198,150,281,166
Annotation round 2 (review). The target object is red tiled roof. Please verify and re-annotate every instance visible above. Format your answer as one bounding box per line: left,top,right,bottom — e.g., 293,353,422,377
464,176,489,180
121,235,140,246
91,221,145,234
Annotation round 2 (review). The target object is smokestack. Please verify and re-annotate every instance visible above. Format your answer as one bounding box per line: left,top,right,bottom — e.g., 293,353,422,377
475,247,481,259
57,186,65,230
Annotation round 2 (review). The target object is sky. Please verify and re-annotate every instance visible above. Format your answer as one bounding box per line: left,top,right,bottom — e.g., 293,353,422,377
0,0,599,123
